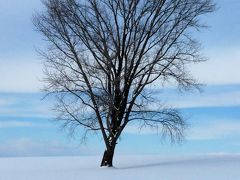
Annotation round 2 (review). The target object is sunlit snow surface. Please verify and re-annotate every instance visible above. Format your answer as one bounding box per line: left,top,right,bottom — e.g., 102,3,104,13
1,155,240,180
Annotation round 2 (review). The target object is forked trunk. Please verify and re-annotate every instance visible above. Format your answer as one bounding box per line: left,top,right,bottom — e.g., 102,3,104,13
100,146,115,167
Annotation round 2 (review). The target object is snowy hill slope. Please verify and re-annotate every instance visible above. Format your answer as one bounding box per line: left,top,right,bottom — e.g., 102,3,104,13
1,155,240,180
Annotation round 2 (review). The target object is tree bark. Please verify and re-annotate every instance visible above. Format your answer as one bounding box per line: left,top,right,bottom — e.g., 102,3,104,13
100,146,115,167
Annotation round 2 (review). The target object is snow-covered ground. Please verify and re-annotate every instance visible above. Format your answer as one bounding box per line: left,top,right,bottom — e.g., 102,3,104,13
1,154,240,180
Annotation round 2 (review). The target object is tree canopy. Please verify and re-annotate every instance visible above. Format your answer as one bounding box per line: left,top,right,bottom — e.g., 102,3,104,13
34,0,215,166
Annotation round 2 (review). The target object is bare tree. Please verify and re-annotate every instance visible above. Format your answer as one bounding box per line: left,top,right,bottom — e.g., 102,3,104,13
34,0,215,167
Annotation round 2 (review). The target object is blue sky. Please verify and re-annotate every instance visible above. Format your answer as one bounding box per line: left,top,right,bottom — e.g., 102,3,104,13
0,0,240,157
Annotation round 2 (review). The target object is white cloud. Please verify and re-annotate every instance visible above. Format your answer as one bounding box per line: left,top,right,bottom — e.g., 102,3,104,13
0,121,34,128
0,57,43,92
187,120,240,140
0,0,44,93
0,48,239,93
143,47,240,90
191,47,240,85
0,105,53,119
0,120,48,128
0,99,10,106
123,119,240,142
0,138,99,157
0,93,53,118
168,90,240,108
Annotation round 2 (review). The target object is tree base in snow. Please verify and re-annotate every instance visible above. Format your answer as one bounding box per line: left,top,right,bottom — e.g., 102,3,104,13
100,150,114,167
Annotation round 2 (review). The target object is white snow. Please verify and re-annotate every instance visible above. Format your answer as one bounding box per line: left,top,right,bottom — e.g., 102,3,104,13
1,154,240,180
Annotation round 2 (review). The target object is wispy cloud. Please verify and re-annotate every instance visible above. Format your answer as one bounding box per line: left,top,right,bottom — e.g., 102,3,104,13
0,48,239,93
0,0,43,93
0,138,99,157
187,120,240,140
0,99,10,106
191,47,240,85
0,58,43,93
123,118,240,142
0,92,53,118
169,90,240,108
0,120,48,128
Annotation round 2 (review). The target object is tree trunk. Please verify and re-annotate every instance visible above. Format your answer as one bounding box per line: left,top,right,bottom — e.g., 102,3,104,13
100,146,115,167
